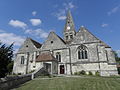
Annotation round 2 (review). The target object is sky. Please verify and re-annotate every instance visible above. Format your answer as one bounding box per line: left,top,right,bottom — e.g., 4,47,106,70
0,0,120,56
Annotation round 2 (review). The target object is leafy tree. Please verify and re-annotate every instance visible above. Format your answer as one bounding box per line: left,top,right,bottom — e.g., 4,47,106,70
7,61,14,75
113,51,120,74
114,51,120,62
0,43,13,78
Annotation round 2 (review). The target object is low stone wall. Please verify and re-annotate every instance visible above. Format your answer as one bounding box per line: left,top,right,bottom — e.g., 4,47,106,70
0,74,32,90
32,67,49,79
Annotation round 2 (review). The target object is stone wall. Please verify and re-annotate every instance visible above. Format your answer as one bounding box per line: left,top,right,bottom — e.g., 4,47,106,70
32,67,48,79
0,74,32,90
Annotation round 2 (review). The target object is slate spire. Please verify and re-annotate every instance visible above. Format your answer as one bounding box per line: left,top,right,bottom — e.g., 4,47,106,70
63,10,76,42
64,10,75,32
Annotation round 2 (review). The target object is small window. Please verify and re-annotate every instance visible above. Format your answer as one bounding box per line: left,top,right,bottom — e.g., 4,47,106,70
66,36,68,40
68,21,70,23
51,41,53,44
26,45,28,47
33,66,36,68
21,56,25,64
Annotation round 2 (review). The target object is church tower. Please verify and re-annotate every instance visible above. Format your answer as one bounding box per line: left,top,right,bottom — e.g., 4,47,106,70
63,10,76,42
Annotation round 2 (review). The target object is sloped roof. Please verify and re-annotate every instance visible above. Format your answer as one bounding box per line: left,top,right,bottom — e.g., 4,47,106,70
72,26,110,48
77,26,99,41
56,34,66,44
99,40,110,48
36,52,57,62
29,38,42,48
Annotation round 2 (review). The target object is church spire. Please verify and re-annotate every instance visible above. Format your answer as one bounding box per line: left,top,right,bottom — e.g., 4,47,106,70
63,10,76,42
64,10,75,32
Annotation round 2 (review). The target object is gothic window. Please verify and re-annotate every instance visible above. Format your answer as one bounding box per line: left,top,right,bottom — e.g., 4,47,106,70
21,56,25,64
56,52,61,62
78,45,88,59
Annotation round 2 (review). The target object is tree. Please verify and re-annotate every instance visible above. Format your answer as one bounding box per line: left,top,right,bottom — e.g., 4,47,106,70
113,51,120,74
114,51,120,62
0,43,13,78
7,61,14,75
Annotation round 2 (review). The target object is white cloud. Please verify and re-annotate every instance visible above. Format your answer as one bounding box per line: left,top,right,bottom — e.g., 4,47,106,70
54,2,75,20
9,20,27,29
63,2,75,10
0,31,25,46
58,16,66,20
25,29,48,39
55,9,66,20
108,5,120,15
14,48,19,54
32,11,37,16
0,29,5,33
30,19,42,26
101,23,109,27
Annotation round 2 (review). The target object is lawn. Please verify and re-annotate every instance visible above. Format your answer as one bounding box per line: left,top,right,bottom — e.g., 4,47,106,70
15,76,120,90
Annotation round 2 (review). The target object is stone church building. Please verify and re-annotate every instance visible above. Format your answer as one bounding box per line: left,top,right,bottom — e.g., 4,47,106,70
13,11,118,76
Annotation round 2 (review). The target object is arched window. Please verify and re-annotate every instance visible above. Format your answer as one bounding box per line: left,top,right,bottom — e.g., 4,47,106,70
78,45,88,59
56,52,61,62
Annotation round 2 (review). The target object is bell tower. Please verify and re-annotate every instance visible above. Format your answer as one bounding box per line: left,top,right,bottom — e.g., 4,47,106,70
63,10,76,42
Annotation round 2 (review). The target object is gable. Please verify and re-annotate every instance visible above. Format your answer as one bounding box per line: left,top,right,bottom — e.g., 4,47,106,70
72,26,99,44
18,38,41,53
41,32,66,50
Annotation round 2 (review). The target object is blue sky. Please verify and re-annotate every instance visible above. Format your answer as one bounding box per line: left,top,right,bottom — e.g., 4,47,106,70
0,0,120,55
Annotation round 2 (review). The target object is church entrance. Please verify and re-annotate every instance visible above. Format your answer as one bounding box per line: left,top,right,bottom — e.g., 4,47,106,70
43,63,51,73
60,65,64,74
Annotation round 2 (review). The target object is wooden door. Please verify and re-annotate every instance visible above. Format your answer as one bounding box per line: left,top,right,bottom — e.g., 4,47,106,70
60,65,64,74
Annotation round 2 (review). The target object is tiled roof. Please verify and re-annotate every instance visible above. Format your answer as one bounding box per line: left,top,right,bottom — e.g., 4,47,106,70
36,52,57,62
29,38,42,48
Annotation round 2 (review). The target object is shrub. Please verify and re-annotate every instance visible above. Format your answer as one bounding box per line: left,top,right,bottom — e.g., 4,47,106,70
18,73,21,75
95,71,100,76
74,72,79,75
88,71,93,75
29,70,35,73
79,70,86,75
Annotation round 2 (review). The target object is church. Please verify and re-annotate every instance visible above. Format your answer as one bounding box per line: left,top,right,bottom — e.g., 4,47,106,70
13,11,118,76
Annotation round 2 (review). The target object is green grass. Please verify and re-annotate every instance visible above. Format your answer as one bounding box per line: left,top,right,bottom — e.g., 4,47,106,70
16,76,120,90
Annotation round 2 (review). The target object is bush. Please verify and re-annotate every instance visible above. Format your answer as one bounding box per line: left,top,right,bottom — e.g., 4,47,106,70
74,72,79,75
29,70,35,73
88,71,93,75
79,70,86,75
7,61,13,75
18,73,22,75
95,71,100,76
